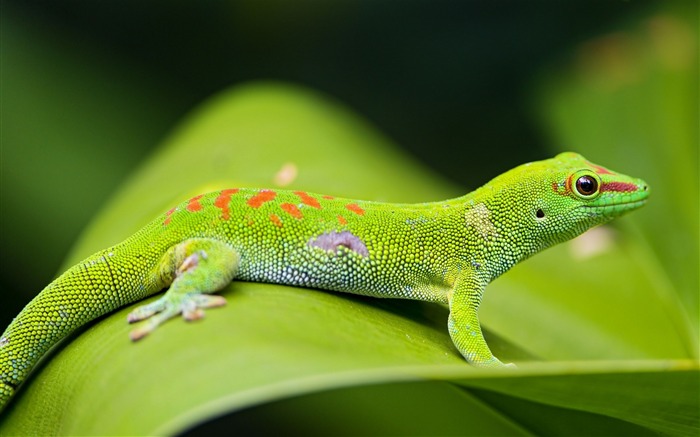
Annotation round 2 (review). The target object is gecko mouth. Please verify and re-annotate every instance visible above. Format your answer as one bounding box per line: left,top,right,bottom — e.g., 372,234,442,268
581,195,649,216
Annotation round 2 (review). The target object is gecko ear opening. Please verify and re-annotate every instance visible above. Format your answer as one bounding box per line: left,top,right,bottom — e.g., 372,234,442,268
535,209,545,219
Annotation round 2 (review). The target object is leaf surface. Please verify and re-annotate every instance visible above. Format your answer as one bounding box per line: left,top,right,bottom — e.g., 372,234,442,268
1,82,697,436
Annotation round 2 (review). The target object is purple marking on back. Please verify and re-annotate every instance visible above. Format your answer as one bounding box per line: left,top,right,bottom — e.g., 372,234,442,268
308,230,369,257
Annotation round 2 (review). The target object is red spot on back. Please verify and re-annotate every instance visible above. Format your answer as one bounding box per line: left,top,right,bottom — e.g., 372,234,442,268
280,202,303,219
247,190,277,208
294,191,321,209
322,195,335,200
601,181,637,192
337,215,347,225
214,188,239,220
187,195,204,212
269,214,283,227
585,160,614,175
345,203,365,216
163,207,176,226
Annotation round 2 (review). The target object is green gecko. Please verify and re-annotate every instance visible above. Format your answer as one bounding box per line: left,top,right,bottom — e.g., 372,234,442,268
0,152,649,412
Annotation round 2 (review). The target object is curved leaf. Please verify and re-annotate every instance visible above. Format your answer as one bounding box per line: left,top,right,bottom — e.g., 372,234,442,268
1,79,697,436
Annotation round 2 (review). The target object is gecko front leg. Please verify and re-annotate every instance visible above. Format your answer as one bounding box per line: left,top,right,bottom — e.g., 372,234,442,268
447,272,514,368
128,238,240,341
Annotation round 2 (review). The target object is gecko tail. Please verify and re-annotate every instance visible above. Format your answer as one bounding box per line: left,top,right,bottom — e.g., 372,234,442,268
0,246,155,415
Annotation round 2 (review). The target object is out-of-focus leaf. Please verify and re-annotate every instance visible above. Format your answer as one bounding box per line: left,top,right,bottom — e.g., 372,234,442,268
0,5,183,310
459,361,698,437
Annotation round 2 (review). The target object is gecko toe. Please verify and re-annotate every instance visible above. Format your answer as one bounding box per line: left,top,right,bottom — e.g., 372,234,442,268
129,326,151,341
127,294,227,339
191,294,227,309
127,299,167,323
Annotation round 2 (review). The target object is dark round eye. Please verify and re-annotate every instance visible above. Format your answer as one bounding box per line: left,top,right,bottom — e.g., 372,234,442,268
575,175,598,196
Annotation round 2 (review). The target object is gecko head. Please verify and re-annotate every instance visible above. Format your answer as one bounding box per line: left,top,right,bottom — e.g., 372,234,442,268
532,152,648,245
491,152,649,253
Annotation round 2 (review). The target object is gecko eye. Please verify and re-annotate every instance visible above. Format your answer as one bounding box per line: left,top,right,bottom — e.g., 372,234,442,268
570,171,601,199
576,176,598,195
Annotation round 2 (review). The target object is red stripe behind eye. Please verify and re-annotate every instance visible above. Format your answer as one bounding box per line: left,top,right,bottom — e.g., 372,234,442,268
600,182,637,192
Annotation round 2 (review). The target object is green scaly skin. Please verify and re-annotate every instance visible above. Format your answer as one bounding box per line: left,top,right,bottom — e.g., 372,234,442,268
0,152,649,412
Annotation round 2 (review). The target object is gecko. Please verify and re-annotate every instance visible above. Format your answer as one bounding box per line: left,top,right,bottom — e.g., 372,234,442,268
0,152,649,412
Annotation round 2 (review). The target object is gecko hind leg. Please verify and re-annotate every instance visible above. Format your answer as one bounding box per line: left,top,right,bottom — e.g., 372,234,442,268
127,238,240,341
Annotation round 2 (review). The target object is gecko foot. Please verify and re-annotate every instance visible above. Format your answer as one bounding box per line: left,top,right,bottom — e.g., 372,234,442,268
127,294,226,341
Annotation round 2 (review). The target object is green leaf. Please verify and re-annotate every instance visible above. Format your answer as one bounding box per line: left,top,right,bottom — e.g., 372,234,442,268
1,81,697,437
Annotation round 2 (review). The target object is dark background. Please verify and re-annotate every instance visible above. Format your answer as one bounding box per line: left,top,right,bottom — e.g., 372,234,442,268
0,1,661,332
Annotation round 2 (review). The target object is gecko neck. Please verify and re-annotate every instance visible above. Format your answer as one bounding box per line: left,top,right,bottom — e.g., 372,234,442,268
438,188,533,281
